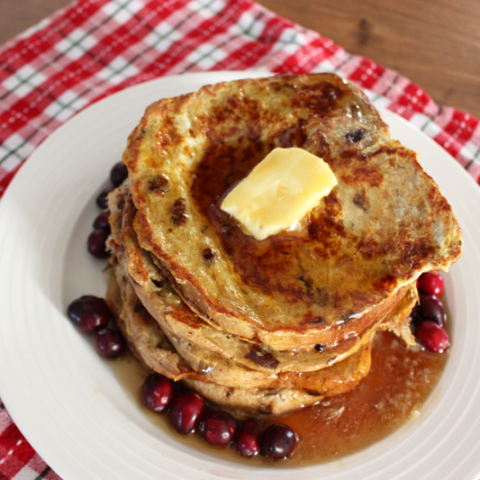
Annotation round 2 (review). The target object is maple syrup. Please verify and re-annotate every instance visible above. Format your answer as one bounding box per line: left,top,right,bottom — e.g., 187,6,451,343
110,329,448,467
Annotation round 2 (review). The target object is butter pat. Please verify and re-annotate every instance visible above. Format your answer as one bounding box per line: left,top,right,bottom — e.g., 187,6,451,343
221,147,338,240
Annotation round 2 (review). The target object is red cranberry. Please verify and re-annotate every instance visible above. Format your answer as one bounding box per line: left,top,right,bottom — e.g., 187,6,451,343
110,162,128,187
141,373,174,413
261,423,297,459
169,391,205,434
67,295,111,333
199,411,238,446
419,295,446,326
94,328,126,358
96,186,114,209
415,321,450,352
236,419,260,456
418,272,444,296
93,210,111,233
87,229,110,258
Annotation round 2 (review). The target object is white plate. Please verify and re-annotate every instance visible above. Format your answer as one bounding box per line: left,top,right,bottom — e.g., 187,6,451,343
1,71,480,480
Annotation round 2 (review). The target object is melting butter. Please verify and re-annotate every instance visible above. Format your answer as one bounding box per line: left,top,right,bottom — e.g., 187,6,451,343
221,147,337,240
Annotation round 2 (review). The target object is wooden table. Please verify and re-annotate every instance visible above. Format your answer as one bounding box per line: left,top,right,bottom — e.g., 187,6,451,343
1,0,479,118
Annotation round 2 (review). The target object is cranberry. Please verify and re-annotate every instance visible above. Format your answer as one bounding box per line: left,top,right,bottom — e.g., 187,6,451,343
67,295,111,333
261,423,297,459
93,210,111,233
110,162,128,187
415,321,450,352
169,391,206,434
94,328,126,358
418,272,444,296
408,302,420,323
87,229,110,258
419,295,446,326
96,186,114,209
141,373,174,413
199,411,238,446
236,419,260,456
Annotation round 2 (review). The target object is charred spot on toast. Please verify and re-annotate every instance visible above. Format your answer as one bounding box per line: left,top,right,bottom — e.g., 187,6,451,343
279,119,308,148
303,314,327,325
353,191,368,211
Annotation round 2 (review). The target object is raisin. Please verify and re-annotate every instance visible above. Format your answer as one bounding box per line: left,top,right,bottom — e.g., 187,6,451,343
171,198,188,226
346,128,366,143
245,346,279,369
148,175,169,194
202,248,215,262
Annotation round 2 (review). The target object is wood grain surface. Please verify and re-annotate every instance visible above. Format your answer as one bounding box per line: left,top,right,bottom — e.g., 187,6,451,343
1,0,479,118
258,0,480,119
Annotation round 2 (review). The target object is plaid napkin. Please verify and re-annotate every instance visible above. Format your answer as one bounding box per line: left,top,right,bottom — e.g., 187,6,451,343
1,0,479,478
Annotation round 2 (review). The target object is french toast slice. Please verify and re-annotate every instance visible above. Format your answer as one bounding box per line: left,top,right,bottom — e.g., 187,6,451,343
124,73,462,350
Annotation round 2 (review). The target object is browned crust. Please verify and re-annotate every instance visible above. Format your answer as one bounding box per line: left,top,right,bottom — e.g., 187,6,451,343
107,197,414,394
107,264,371,416
378,283,418,346
124,73,462,350
105,175,419,416
114,192,412,374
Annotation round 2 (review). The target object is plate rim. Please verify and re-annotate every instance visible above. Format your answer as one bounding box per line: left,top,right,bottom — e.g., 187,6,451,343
0,70,479,480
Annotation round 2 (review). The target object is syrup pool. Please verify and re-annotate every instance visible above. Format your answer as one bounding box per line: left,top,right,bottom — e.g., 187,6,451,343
110,329,448,467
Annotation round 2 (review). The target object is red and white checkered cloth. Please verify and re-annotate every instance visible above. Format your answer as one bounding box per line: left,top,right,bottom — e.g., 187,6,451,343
1,0,479,478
